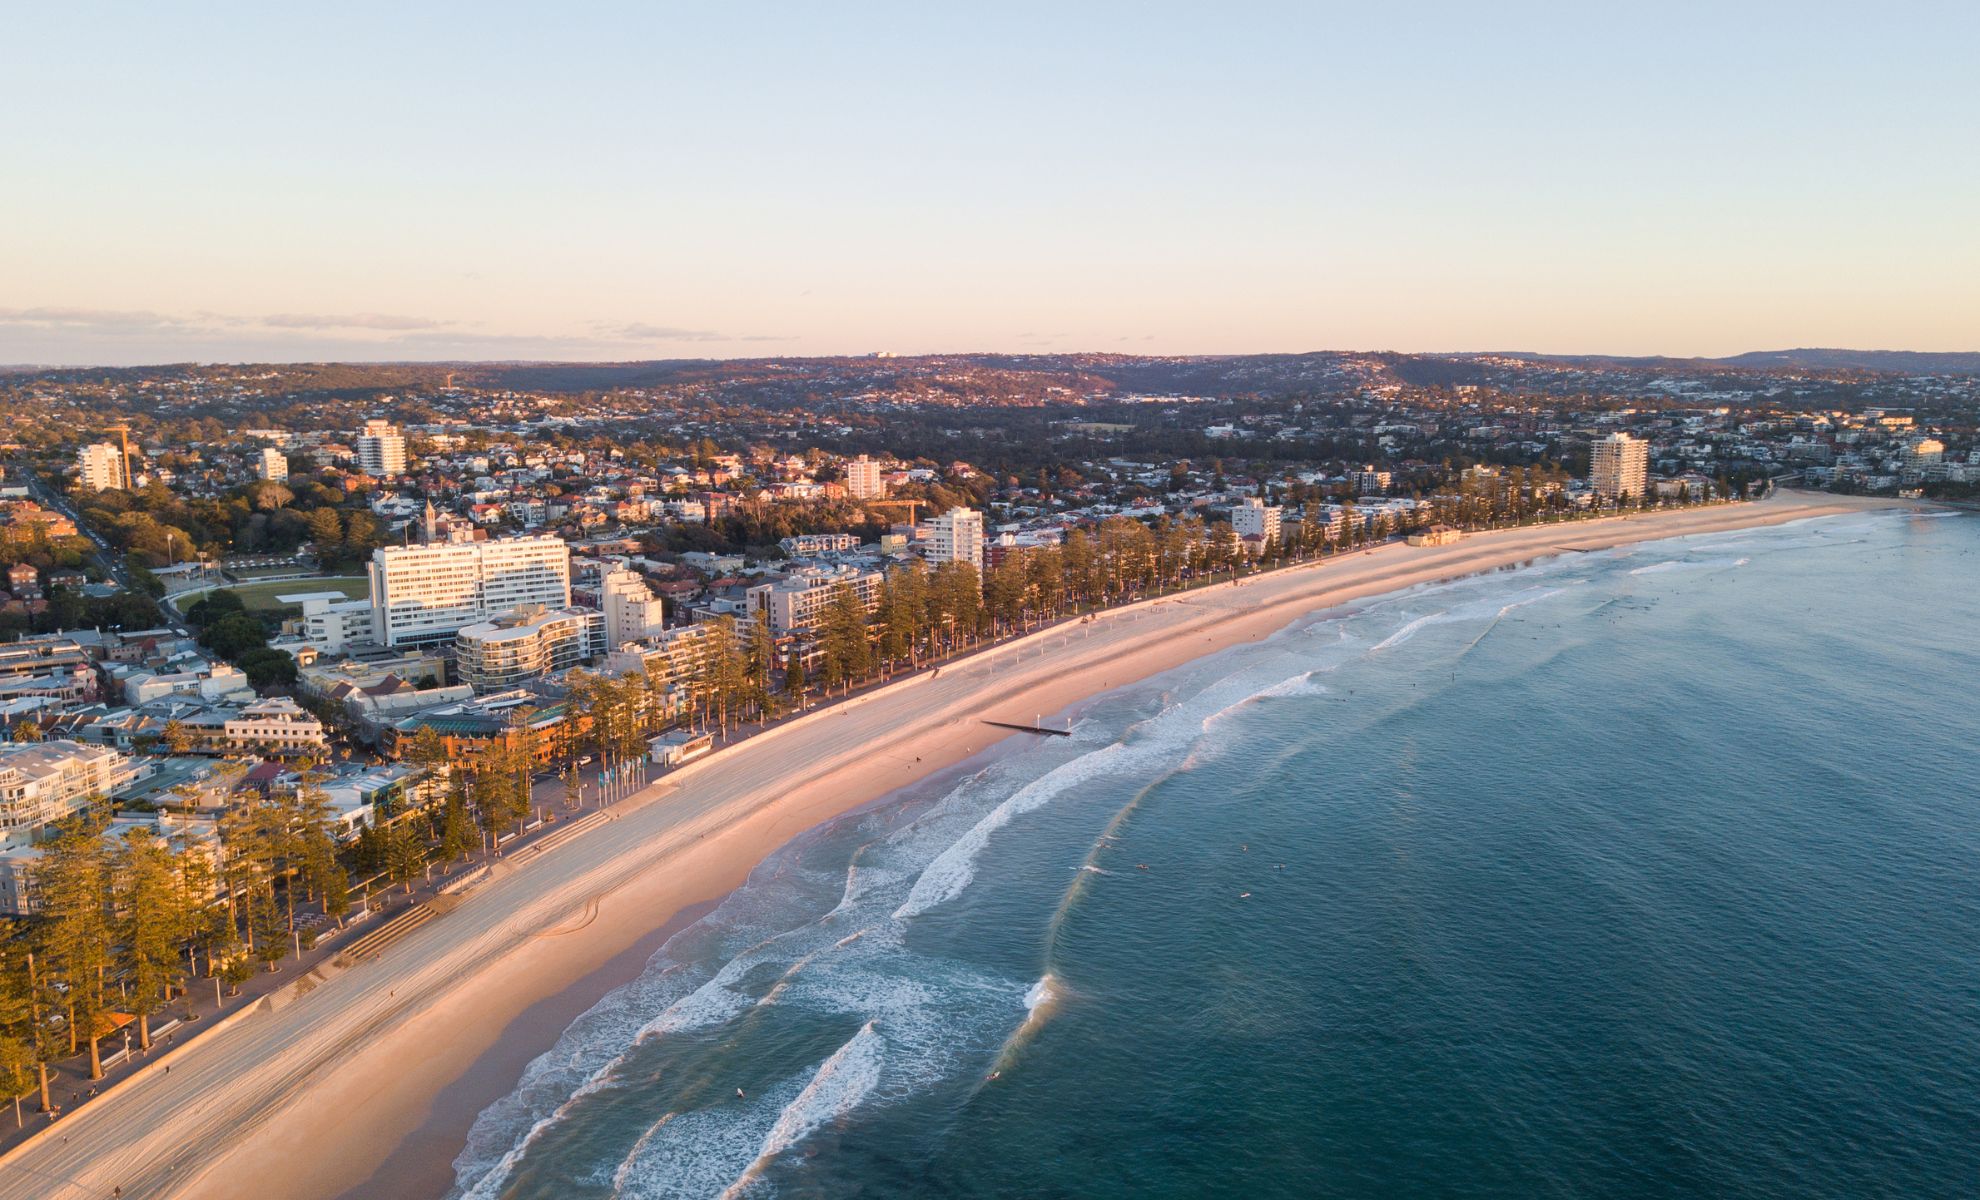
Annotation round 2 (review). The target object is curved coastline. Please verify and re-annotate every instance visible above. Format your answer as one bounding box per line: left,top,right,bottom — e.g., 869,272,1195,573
0,492,1907,1200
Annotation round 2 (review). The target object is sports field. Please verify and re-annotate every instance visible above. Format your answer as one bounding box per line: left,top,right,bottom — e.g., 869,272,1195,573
222,576,369,611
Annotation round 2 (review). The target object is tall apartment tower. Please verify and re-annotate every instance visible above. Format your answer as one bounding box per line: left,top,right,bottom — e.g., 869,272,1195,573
258,447,289,483
845,455,887,500
356,419,408,477
1590,433,1649,501
925,506,985,574
598,565,667,646
367,533,571,647
75,443,130,492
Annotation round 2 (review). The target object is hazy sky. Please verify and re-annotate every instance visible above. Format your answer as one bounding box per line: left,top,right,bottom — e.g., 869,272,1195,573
6,2,1976,365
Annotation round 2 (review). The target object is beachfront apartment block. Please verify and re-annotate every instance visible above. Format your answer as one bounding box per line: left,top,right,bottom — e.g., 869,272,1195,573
845,455,887,500
75,441,130,492
925,506,985,574
356,419,409,477
1590,432,1649,501
454,605,606,692
259,446,290,482
1231,497,1282,544
746,565,886,636
0,739,143,837
368,534,572,647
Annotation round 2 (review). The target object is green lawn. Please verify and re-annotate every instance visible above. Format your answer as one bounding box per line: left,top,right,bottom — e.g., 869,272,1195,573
223,576,369,612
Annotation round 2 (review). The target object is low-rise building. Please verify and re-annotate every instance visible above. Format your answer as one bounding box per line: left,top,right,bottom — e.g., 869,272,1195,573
221,697,330,754
0,740,144,837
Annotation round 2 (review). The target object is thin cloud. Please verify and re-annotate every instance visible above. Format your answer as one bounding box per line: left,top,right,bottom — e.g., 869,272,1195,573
595,322,730,342
260,312,452,331
0,306,202,331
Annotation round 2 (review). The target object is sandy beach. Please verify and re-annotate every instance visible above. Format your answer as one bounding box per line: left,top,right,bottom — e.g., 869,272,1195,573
0,491,1904,1200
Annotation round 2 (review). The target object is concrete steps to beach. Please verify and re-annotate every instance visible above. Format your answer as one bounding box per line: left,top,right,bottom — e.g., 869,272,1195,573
337,905,435,963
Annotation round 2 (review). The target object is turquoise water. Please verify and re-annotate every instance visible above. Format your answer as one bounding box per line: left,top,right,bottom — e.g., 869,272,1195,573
450,509,1980,1199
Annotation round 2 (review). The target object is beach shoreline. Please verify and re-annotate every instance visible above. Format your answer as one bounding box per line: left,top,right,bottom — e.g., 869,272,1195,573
0,492,1910,1200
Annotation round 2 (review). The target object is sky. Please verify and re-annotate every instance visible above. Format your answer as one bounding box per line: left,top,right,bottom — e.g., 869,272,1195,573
5,1,1977,365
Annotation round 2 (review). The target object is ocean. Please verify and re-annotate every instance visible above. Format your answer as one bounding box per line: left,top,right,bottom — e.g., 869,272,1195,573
447,508,1980,1200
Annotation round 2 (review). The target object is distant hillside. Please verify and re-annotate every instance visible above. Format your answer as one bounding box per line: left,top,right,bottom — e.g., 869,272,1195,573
1714,349,1980,374
1478,348,1980,377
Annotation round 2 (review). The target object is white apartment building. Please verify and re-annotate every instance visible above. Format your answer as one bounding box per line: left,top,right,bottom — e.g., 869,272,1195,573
1590,432,1649,501
368,534,572,647
356,419,408,477
925,507,985,574
598,565,667,646
0,740,142,837
259,447,289,482
455,606,605,692
1231,497,1282,544
746,565,885,636
222,697,330,753
845,455,887,500
76,442,129,492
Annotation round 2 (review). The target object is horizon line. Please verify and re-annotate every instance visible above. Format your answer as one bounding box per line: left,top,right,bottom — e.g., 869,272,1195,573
6,345,1980,373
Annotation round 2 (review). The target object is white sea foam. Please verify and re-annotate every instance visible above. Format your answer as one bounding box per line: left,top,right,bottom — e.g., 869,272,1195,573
609,1075,807,1200
608,1111,677,1196
1628,556,1750,576
1371,610,1448,650
892,739,1149,921
718,1023,887,1199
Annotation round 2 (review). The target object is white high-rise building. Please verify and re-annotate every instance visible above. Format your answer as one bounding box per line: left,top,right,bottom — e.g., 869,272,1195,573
258,447,289,483
76,443,129,492
1589,433,1649,501
845,455,887,500
356,419,408,477
1230,497,1282,544
925,506,984,575
367,534,571,647
598,565,667,646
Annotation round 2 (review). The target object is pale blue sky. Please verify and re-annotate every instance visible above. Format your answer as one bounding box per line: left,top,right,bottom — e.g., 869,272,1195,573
5,2,1976,364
